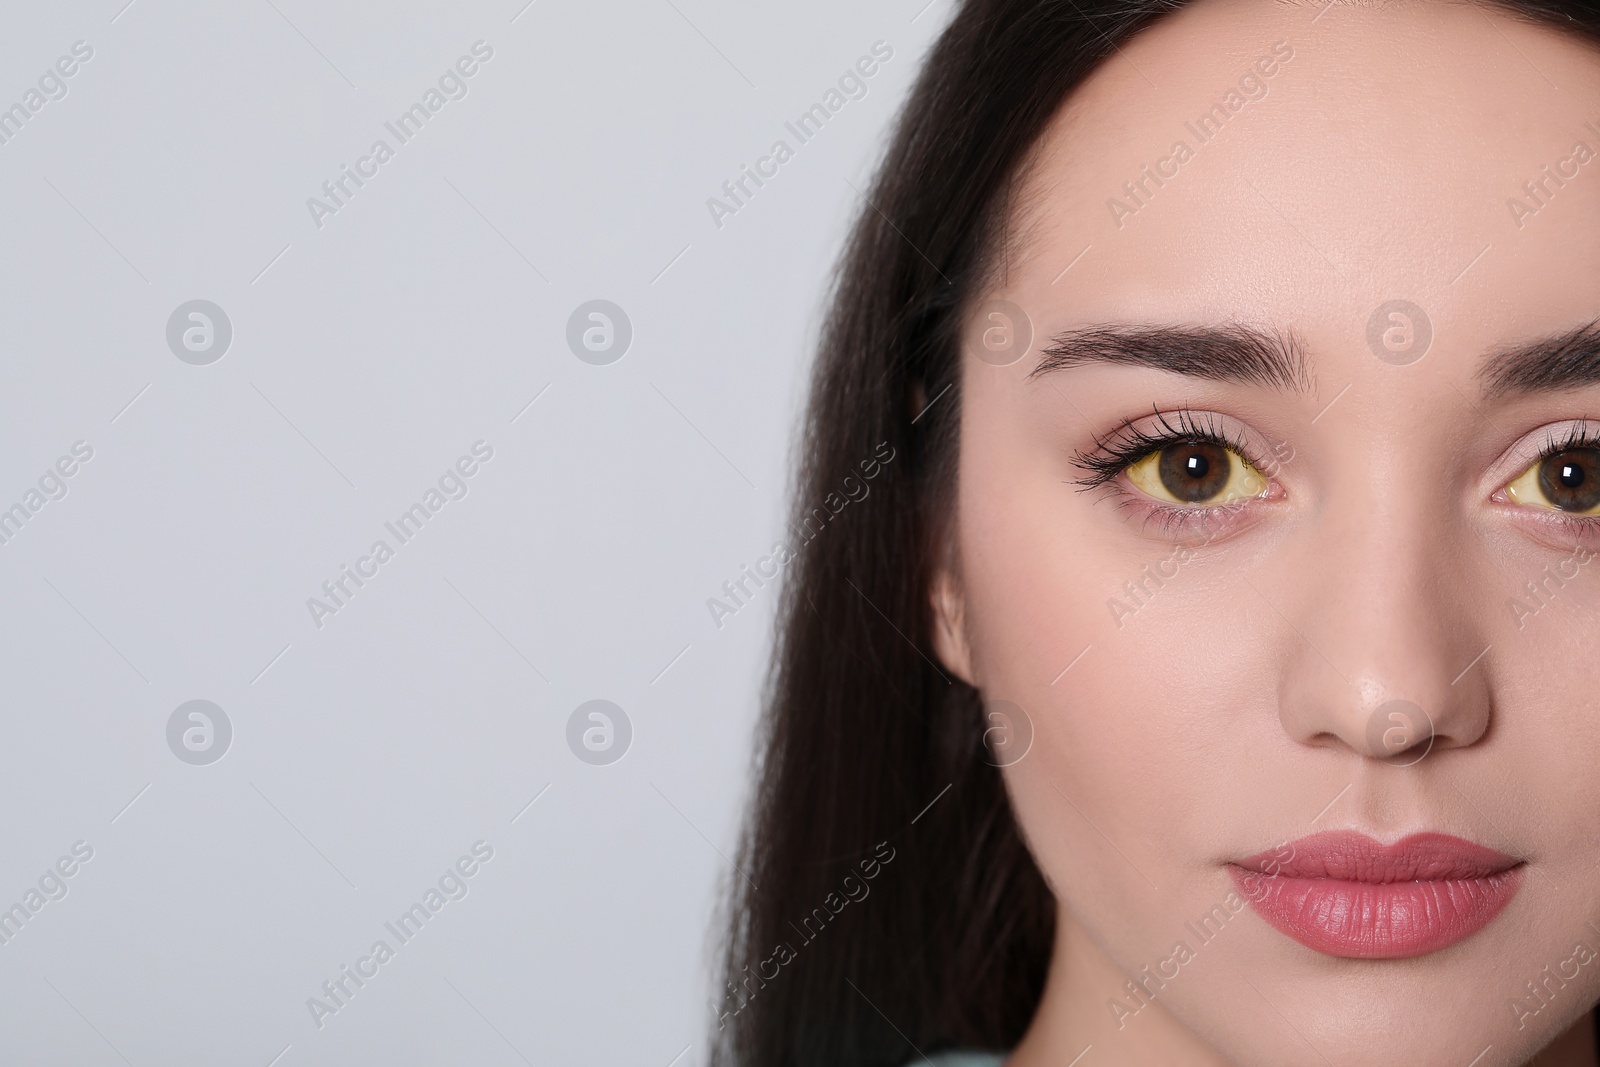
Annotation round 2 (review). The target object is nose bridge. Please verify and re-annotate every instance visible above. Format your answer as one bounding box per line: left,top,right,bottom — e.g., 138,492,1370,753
1275,490,1490,758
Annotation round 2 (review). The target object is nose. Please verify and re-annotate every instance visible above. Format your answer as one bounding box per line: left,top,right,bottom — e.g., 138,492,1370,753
1273,501,1492,761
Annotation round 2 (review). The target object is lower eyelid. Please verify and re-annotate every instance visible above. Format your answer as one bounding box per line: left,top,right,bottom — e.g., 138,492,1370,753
1502,509,1600,555
1114,489,1263,538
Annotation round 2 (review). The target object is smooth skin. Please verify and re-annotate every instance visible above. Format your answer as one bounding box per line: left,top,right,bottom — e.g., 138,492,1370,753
930,1,1600,1064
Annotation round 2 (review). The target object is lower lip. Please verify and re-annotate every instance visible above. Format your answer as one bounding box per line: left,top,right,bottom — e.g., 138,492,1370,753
1228,833,1523,959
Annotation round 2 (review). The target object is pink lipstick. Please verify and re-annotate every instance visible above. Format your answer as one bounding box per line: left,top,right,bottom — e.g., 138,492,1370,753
1229,831,1522,959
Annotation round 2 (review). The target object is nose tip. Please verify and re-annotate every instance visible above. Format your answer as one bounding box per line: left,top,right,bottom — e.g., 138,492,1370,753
1272,584,1492,762
1361,697,1439,764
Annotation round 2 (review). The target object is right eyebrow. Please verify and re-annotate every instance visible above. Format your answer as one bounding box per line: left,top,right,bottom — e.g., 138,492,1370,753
1028,323,1315,393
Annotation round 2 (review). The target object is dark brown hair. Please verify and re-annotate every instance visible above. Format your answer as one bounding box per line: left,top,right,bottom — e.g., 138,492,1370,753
713,2,1600,1065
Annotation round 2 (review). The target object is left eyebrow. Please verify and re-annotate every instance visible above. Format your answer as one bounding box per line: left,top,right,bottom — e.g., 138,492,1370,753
1478,320,1600,399
1028,323,1315,393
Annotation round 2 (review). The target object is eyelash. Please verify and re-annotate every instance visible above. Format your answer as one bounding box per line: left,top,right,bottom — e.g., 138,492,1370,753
1072,407,1256,491
1516,420,1600,538
1071,408,1268,536
1073,413,1600,538
1531,420,1600,460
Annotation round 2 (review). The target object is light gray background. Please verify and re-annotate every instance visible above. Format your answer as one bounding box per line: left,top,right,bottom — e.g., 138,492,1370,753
0,1,951,1063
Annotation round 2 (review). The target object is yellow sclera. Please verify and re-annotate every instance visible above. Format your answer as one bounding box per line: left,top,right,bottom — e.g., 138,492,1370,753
1504,456,1600,515
1124,445,1268,506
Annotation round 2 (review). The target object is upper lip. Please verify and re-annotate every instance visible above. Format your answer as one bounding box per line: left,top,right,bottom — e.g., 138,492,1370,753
1233,830,1521,883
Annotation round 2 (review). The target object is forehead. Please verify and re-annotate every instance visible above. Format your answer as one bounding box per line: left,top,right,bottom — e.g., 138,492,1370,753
1008,0,1600,345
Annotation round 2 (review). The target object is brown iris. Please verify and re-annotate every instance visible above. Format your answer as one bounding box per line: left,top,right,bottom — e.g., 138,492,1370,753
1157,442,1232,503
1537,448,1600,512
1126,438,1267,506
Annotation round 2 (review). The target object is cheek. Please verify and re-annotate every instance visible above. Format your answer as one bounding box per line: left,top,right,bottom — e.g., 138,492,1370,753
953,410,1284,932
977,570,1260,919
1489,613,1600,866
956,392,1263,800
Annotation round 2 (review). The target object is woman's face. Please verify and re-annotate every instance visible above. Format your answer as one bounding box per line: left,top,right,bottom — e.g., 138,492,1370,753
932,0,1600,1063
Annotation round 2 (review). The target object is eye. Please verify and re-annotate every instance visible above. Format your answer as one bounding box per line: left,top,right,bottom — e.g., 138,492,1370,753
1124,441,1268,505
1504,447,1600,514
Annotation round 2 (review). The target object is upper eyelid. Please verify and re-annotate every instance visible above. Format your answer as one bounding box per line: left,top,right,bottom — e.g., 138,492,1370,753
1083,408,1241,463
1072,409,1272,488
1532,420,1600,455
1490,419,1600,488
1083,415,1600,485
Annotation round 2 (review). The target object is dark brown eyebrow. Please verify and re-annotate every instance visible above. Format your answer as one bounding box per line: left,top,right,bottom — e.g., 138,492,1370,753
1478,320,1600,399
1028,324,1314,393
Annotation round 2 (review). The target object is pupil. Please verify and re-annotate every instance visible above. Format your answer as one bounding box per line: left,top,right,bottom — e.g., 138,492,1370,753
1158,442,1230,502
1538,448,1600,512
